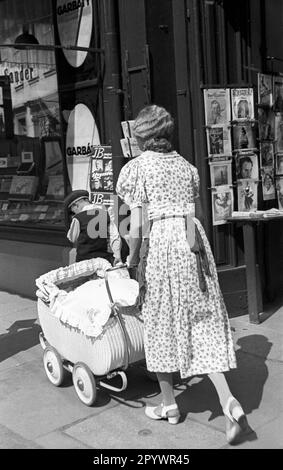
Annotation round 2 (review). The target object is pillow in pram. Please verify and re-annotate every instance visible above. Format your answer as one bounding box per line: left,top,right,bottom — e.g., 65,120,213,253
50,277,139,338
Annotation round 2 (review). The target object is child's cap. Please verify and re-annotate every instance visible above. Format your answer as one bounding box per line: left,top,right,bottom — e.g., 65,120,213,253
64,190,89,219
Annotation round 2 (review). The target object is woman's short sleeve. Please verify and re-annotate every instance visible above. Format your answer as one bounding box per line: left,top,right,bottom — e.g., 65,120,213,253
116,158,148,209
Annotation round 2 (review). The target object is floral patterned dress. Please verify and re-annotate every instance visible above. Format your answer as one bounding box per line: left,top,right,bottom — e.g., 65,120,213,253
116,151,237,378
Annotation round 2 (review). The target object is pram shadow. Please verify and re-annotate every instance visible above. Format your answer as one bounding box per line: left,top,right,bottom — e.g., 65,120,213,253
100,367,161,409
0,319,41,364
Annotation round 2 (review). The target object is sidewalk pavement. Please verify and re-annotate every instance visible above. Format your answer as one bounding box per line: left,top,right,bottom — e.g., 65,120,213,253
0,290,282,450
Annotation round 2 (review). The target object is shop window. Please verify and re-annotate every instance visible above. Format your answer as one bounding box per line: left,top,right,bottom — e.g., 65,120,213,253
0,0,66,232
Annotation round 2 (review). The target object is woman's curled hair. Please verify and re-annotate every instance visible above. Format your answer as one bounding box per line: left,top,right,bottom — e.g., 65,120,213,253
133,105,174,153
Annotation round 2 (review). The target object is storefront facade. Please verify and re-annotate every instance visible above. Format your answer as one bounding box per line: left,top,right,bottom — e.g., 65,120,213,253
0,0,282,313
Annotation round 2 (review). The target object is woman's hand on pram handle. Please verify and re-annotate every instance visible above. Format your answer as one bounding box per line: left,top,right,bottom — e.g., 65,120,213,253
113,256,123,267
106,263,128,272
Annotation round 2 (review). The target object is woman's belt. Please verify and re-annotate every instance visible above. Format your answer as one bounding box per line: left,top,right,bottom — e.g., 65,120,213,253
150,214,211,292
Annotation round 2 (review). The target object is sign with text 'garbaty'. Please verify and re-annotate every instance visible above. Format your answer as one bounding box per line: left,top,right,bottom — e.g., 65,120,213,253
56,0,93,68
66,103,100,192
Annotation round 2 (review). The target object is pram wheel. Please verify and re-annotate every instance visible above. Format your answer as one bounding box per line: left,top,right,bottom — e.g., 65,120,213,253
72,362,97,406
43,346,66,386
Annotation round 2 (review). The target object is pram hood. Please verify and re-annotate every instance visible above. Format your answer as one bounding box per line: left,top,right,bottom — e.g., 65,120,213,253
35,258,139,339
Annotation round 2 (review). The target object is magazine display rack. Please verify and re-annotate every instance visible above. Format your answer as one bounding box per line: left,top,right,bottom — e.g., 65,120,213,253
203,76,283,225
258,73,283,208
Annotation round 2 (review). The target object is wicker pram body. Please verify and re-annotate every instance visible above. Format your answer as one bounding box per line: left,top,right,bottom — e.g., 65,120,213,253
37,298,145,377
36,261,147,405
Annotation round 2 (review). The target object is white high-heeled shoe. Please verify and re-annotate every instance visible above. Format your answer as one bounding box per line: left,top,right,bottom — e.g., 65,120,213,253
145,403,180,425
223,396,248,444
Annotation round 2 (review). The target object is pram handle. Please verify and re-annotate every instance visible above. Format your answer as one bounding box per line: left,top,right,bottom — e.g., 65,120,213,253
106,263,128,272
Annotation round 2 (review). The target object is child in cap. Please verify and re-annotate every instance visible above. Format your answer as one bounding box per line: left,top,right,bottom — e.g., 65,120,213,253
64,190,122,264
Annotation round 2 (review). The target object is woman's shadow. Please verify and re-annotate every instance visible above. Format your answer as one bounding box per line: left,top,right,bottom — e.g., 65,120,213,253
174,334,272,445
0,319,41,363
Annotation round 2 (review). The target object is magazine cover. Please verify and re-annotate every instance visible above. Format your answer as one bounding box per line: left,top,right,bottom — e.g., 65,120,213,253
90,145,114,201
237,179,258,212
273,76,283,112
121,120,135,139
211,186,233,226
209,160,232,187
260,142,274,168
236,153,259,180
206,126,232,157
276,153,283,175
258,73,273,106
232,122,257,151
261,168,276,201
258,107,275,140
276,176,283,209
231,88,254,121
275,113,283,152
203,88,231,126
120,137,142,158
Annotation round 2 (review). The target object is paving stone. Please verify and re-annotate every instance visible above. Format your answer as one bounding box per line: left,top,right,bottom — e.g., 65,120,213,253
35,430,92,449
0,423,42,449
65,404,227,449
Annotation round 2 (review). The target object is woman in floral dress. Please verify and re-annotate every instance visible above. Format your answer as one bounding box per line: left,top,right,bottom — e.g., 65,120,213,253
116,105,248,444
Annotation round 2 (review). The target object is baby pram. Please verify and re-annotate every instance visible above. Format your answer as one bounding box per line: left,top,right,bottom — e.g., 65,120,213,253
36,259,154,406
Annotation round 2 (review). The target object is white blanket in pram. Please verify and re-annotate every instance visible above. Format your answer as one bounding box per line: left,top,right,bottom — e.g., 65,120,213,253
35,258,139,338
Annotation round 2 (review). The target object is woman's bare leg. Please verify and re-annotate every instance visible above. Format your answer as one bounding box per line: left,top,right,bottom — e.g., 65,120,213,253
208,372,233,409
156,372,176,406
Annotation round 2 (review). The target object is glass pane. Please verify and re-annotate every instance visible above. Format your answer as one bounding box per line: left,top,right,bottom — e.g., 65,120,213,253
0,0,65,228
